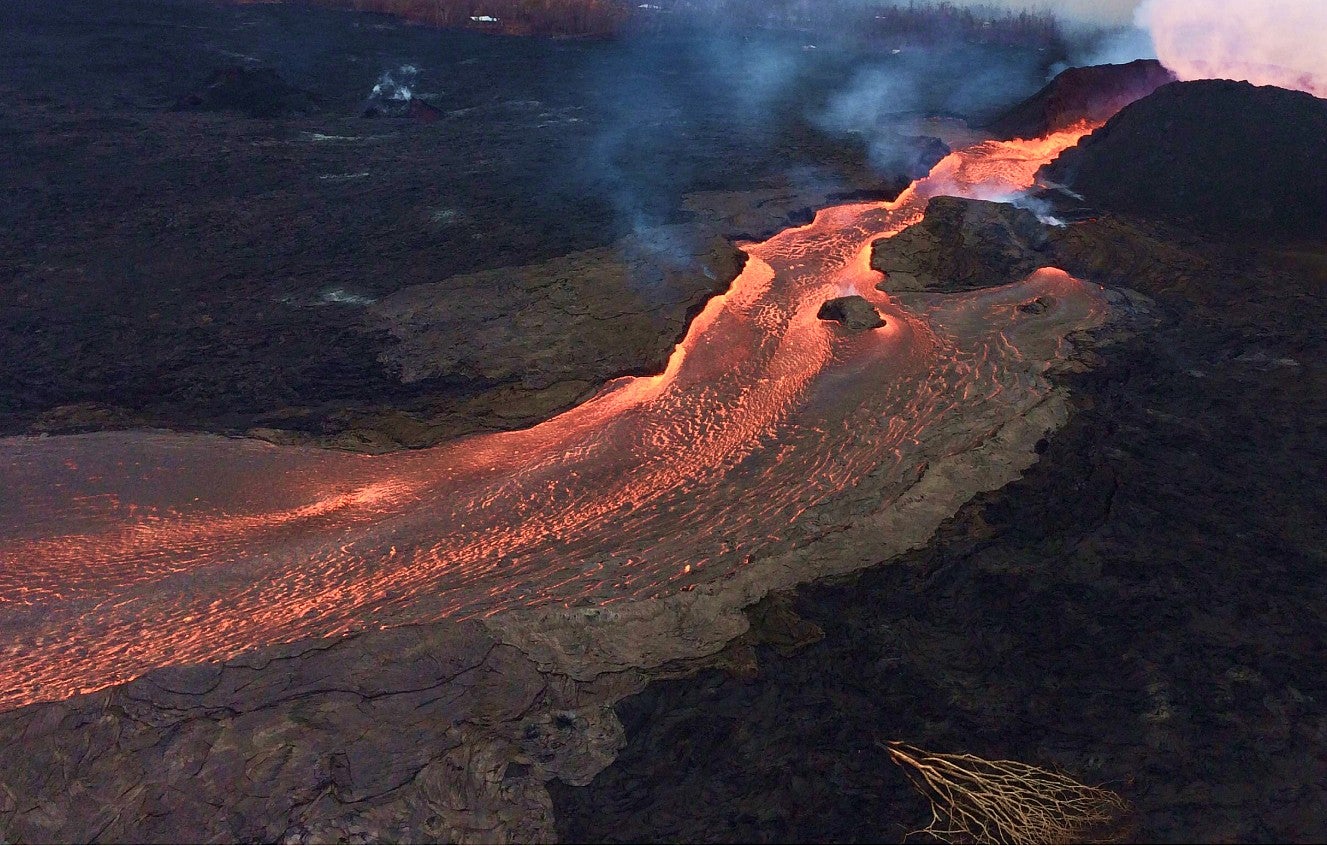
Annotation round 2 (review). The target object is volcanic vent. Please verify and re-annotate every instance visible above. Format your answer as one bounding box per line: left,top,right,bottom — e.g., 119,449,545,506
1043,79,1327,239
985,58,1175,139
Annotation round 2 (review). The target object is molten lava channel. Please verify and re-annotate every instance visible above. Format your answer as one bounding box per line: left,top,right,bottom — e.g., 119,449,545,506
0,124,1108,711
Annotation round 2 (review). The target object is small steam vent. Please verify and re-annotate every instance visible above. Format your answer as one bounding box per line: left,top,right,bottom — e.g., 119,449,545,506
362,65,442,122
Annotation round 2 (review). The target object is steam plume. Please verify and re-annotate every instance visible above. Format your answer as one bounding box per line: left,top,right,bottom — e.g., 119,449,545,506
1138,0,1327,97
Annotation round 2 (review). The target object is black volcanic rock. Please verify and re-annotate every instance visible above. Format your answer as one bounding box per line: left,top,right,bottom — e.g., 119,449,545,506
1043,80,1327,240
986,59,1175,139
6,0,932,452
871,196,1049,292
362,96,445,122
898,135,953,180
0,621,640,842
174,66,320,119
407,97,444,123
817,296,885,331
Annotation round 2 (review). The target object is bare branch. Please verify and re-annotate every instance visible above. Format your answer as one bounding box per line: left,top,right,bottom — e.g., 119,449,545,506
886,741,1130,844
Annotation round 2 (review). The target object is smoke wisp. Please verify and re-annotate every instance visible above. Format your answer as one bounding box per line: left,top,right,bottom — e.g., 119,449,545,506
1138,0,1327,97
815,44,1049,171
370,64,418,102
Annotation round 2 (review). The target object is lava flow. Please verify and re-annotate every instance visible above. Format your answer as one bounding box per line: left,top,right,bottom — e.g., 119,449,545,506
0,124,1106,712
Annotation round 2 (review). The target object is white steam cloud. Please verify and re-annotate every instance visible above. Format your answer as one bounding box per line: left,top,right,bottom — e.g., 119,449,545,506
371,65,418,102
1137,0,1327,97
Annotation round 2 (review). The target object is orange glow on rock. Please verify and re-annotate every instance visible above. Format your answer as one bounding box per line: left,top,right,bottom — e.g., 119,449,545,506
0,121,1105,711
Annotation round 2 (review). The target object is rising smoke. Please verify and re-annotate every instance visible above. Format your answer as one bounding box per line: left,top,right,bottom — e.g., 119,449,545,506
577,30,1057,246
815,44,1050,171
1137,0,1327,97
1060,25,1155,71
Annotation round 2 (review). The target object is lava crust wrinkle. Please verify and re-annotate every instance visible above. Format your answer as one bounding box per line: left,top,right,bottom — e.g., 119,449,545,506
0,126,1111,714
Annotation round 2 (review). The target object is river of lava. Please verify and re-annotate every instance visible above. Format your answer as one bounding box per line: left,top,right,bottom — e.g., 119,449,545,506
0,123,1105,711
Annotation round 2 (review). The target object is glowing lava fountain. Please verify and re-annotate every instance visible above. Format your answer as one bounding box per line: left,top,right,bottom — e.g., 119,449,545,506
0,124,1106,711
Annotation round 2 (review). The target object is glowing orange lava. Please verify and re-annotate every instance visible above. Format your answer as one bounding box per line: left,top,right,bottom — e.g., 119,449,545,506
0,123,1102,711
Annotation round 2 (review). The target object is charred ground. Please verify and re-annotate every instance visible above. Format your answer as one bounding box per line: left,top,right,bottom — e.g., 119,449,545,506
0,0,1059,447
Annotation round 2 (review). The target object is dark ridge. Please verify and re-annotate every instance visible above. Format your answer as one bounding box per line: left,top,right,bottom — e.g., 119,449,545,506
362,97,445,122
985,59,1174,139
173,66,321,119
1043,79,1327,240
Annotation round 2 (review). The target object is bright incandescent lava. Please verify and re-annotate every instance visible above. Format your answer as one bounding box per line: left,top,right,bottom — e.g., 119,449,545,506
0,125,1106,711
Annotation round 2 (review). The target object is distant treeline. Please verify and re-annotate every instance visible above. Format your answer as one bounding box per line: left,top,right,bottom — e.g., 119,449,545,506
269,0,1065,47
313,0,629,36
642,1,1065,48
